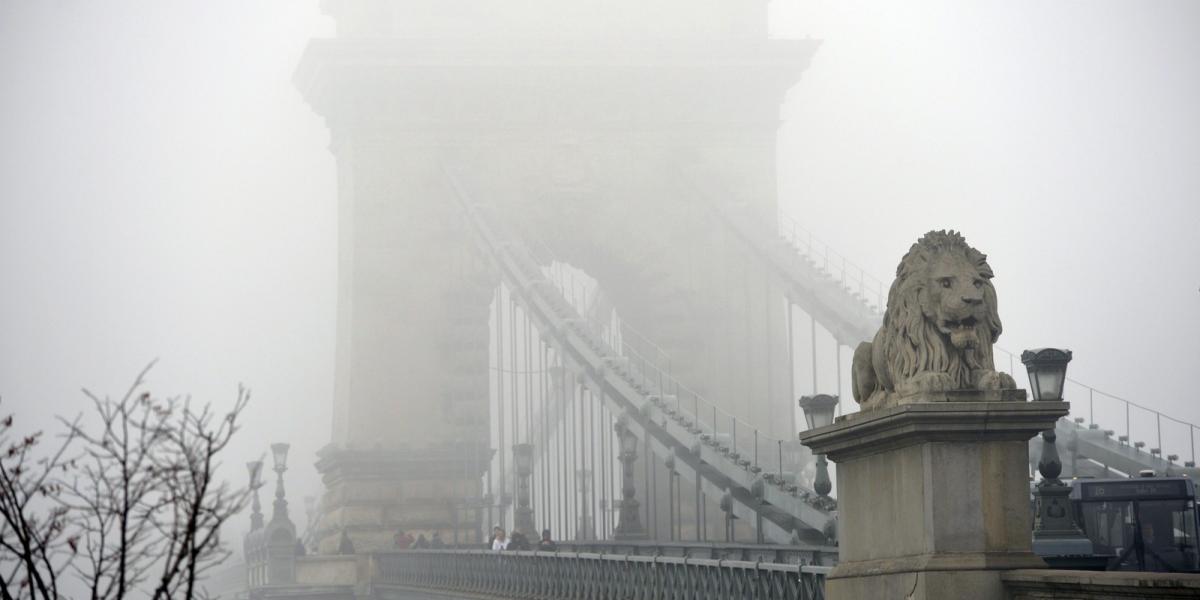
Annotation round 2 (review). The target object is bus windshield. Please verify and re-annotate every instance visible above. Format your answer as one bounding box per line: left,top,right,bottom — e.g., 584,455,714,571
1078,497,1199,572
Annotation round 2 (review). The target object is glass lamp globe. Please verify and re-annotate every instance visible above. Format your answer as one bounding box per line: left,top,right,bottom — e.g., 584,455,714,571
270,442,291,471
798,394,839,430
1021,348,1072,401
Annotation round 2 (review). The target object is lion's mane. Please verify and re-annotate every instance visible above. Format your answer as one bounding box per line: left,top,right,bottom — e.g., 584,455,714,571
854,230,1006,407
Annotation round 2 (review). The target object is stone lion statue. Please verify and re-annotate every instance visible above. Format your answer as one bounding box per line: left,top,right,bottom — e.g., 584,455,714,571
852,230,1016,410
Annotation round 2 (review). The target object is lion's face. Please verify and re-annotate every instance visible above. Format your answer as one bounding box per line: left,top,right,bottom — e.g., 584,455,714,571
920,252,991,351
856,230,1013,406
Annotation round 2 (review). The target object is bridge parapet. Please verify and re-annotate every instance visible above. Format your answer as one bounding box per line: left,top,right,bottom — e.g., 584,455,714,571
1002,569,1200,599
551,540,837,566
372,549,830,600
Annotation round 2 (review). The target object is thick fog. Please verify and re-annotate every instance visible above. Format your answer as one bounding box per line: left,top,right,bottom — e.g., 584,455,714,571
1,0,1198,540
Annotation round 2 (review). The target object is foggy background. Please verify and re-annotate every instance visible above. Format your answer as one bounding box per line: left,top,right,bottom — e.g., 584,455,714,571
2,0,1198,527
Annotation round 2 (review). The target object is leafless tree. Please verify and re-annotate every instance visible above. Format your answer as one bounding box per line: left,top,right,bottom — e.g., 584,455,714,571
61,365,175,600
0,405,79,600
144,389,250,600
0,363,251,600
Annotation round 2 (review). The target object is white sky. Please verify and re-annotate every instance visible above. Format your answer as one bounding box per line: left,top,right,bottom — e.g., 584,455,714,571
1,0,1198,512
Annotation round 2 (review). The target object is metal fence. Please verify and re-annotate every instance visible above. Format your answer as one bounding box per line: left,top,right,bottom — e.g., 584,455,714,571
551,540,836,567
373,550,829,600
991,346,1200,469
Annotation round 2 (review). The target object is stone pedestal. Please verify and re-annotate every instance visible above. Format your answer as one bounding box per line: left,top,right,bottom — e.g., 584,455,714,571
313,443,492,553
799,392,1068,600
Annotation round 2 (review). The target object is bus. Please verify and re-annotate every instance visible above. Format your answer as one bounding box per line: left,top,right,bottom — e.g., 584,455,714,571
1069,476,1199,572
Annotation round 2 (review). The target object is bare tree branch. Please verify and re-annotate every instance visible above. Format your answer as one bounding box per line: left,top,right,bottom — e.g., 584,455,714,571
0,400,79,600
1,363,252,600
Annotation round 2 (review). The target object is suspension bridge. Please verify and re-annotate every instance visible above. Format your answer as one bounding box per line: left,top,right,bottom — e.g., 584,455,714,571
231,2,1200,599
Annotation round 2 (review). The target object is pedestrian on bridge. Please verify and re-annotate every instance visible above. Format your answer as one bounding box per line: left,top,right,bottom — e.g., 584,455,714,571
490,527,509,551
508,529,531,551
393,529,414,549
537,529,557,551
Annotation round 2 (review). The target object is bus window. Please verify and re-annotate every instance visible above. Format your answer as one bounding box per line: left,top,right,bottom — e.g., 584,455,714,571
1136,499,1198,572
1070,477,1200,573
1078,500,1133,555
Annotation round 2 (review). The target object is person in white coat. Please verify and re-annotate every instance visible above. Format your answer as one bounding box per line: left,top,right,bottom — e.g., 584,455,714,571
491,527,509,551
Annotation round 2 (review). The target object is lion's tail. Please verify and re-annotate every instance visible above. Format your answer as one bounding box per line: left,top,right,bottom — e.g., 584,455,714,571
851,341,878,405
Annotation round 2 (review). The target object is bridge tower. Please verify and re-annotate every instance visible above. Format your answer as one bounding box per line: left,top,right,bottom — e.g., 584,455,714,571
295,0,818,550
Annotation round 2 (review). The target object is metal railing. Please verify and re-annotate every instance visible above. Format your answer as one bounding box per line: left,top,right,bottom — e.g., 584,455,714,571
373,550,830,600
551,540,836,567
681,163,884,324
991,346,1199,469
774,209,886,314
1063,376,1198,467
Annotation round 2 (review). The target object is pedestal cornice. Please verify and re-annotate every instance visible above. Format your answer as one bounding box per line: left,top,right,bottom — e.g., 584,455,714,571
799,394,1068,462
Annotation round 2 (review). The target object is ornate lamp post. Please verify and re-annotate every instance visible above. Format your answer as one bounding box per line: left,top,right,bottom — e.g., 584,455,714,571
1022,349,1092,556
270,443,291,522
1023,349,1070,485
244,459,266,588
247,460,265,530
798,395,838,498
245,442,297,584
665,455,678,542
613,415,646,540
512,443,536,536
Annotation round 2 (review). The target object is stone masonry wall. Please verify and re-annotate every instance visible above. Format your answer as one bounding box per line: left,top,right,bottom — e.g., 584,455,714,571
1003,569,1200,599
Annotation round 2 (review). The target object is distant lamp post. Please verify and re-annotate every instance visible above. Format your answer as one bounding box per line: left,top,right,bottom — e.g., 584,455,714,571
799,395,839,498
513,443,536,536
1022,348,1092,557
245,443,297,585
247,460,265,530
270,443,290,521
272,442,290,470
613,415,646,540
665,455,679,542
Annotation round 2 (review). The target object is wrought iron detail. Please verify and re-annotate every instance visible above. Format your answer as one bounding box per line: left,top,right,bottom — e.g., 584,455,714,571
373,550,829,600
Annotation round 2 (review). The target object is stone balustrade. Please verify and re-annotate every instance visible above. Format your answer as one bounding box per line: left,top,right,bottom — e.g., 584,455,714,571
1002,569,1200,599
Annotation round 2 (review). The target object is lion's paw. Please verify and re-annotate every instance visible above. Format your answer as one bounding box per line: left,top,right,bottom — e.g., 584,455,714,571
977,370,1016,390
899,372,957,394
